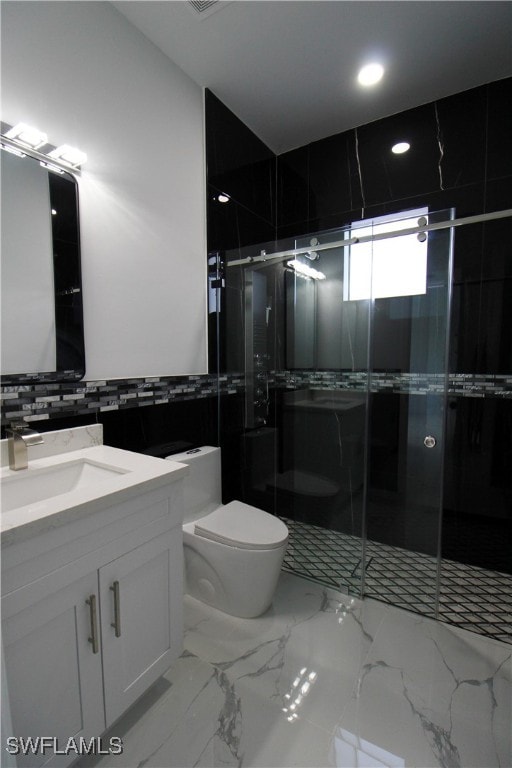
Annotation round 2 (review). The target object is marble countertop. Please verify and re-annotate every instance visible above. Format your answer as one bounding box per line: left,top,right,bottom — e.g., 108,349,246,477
0,426,187,547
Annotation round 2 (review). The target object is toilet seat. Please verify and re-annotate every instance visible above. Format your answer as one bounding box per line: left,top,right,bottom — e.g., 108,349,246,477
194,501,288,550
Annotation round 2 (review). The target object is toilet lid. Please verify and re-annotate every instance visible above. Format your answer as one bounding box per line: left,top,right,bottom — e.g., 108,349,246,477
194,501,289,550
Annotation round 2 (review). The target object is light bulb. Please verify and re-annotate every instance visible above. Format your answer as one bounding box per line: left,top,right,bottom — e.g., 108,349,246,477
357,63,384,87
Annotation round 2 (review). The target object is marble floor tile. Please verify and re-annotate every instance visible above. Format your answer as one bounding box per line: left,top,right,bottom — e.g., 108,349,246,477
144,672,335,768
184,573,388,733
77,572,511,768
334,605,511,768
77,648,335,768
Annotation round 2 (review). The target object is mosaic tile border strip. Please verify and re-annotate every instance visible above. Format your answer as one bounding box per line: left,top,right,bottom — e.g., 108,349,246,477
2,370,510,425
0,373,245,425
280,516,512,645
273,370,512,398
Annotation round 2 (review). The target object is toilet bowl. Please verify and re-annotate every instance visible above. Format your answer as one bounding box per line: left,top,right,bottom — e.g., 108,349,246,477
166,446,288,618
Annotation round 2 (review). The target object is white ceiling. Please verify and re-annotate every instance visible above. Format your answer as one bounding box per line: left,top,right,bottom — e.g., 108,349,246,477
113,0,512,154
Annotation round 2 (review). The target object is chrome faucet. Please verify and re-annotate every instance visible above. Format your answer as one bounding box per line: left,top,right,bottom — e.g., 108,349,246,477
6,420,44,471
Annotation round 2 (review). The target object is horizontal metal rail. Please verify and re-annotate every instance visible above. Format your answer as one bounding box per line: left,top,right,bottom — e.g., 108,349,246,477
226,208,512,267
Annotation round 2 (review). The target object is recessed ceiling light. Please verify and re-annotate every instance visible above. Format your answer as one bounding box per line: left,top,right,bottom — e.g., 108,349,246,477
391,142,410,154
357,63,384,87
217,193,230,203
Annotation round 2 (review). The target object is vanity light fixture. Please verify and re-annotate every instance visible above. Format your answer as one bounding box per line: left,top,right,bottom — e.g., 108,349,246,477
1,122,87,172
5,122,48,150
357,63,384,87
47,144,87,169
392,142,410,154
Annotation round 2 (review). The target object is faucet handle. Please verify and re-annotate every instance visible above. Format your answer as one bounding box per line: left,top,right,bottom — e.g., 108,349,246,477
7,419,44,443
6,420,44,470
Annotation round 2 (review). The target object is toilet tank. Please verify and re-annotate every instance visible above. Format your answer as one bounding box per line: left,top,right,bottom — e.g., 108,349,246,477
165,446,222,524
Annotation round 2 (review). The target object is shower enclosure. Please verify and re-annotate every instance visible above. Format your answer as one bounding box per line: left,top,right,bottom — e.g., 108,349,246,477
214,207,509,631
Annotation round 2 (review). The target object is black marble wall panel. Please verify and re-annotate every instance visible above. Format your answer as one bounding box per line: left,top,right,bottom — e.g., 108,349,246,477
276,79,512,382
443,396,512,573
486,79,512,181
206,90,276,253
276,79,512,239
218,390,246,504
100,397,218,458
308,133,354,221
434,87,488,189
276,145,310,230
355,104,441,207
207,191,275,254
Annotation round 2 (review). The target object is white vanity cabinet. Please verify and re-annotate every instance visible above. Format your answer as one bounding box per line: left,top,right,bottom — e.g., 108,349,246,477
99,531,182,725
2,571,105,767
1,445,186,768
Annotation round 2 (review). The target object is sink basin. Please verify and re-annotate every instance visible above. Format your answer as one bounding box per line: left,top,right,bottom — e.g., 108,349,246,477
0,436,189,547
1,459,128,513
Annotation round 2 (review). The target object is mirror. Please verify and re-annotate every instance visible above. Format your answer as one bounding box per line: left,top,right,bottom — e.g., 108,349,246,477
1,148,85,384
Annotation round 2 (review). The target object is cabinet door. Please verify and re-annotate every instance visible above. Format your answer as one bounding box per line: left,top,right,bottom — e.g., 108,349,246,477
99,531,183,726
2,572,104,768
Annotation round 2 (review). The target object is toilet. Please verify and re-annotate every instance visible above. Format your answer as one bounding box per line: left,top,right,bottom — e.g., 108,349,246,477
166,446,289,618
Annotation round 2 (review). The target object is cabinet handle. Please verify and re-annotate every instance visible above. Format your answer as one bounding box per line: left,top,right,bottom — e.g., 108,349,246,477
86,595,99,654
110,580,121,638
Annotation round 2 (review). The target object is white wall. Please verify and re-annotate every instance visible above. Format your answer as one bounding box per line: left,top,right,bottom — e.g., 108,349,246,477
1,1,207,379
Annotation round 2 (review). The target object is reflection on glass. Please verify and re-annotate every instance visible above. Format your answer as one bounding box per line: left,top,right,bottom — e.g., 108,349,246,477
345,208,428,300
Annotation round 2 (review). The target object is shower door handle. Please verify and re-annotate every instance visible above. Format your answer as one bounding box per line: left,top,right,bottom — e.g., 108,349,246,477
424,435,437,448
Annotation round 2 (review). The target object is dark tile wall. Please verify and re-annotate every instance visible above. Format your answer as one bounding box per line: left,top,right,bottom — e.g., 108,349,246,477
206,79,512,576
277,80,512,378
277,79,512,232
205,89,278,372
206,89,276,254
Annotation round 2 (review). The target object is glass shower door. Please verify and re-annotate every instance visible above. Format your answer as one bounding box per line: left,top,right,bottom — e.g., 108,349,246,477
223,208,453,616
360,209,454,616
281,237,370,592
